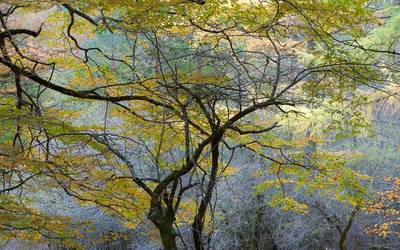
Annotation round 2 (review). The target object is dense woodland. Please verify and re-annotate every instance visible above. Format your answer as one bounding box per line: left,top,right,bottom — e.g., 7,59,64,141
0,0,400,249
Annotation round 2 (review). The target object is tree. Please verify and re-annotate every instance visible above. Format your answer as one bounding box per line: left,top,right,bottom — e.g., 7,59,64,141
0,1,398,249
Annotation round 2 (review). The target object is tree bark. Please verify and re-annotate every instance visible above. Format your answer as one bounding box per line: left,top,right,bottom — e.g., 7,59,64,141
159,221,178,250
339,237,346,250
149,205,178,250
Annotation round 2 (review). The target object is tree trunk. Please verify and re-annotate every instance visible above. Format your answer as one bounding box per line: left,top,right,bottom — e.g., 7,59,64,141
192,139,220,250
159,221,178,250
339,236,346,250
149,205,178,250
338,207,358,250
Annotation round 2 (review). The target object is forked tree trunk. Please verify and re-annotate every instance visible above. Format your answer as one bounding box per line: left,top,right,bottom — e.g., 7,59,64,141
192,139,220,250
338,207,358,250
